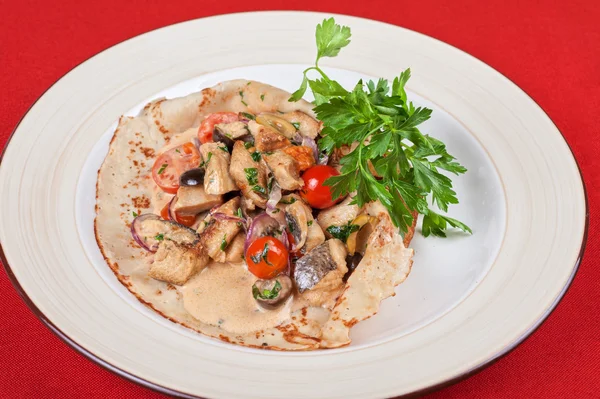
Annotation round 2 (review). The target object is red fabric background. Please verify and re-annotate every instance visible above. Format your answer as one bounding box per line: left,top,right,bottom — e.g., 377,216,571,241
1,0,598,397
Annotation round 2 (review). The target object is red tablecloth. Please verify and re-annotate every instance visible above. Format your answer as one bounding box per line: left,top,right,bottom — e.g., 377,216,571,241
1,1,598,397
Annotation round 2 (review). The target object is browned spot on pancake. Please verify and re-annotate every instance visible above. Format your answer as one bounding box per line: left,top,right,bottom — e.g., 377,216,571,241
219,335,232,343
166,284,176,291
301,308,307,317
132,160,139,166
120,203,127,207
132,195,150,209
130,148,135,154
156,290,162,295
135,132,141,137
141,147,155,158
343,318,359,328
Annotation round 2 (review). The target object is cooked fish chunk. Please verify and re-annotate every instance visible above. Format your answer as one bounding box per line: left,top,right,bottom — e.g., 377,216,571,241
263,150,303,191
174,186,223,215
199,142,238,195
247,120,291,152
229,141,268,209
281,111,321,139
294,239,348,293
317,196,361,237
200,197,242,260
149,240,209,285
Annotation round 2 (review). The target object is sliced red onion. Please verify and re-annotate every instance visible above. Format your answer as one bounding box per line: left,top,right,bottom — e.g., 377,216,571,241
291,132,303,145
192,137,201,150
266,181,282,216
244,213,281,253
131,214,161,252
302,136,319,163
168,196,178,222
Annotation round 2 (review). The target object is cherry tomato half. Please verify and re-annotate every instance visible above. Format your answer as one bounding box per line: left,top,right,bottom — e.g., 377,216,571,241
160,202,196,227
151,143,201,194
246,236,289,279
300,165,342,209
197,112,239,144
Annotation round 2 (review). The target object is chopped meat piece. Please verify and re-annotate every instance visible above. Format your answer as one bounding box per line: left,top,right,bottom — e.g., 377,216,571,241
149,240,209,285
247,120,291,152
282,146,315,171
199,142,238,195
200,197,242,260
263,150,303,190
174,185,223,215
281,111,321,139
229,141,268,209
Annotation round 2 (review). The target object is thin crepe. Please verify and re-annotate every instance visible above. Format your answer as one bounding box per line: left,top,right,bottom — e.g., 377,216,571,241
95,80,414,350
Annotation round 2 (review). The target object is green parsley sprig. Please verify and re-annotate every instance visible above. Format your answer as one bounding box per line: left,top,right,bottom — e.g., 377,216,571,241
289,18,471,238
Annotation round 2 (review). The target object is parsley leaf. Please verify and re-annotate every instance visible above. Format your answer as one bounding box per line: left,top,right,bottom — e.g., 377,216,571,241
251,151,261,162
315,17,352,63
288,18,471,238
326,222,360,243
220,234,227,251
252,280,281,300
155,233,164,241
157,163,168,174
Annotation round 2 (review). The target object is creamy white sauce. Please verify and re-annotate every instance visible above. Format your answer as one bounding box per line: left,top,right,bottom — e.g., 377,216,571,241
181,262,293,334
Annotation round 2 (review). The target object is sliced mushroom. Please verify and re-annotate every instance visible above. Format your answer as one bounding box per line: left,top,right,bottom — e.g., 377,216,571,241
285,200,309,250
344,253,363,281
149,240,209,285
213,121,252,151
256,113,297,140
174,185,223,215
252,275,293,309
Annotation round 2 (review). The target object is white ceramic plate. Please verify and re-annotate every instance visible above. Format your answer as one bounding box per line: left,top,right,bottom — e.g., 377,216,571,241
0,11,587,398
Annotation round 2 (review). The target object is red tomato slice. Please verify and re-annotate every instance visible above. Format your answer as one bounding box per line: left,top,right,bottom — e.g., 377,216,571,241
246,236,289,279
300,165,342,209
152,143,201,194
197,112,239,144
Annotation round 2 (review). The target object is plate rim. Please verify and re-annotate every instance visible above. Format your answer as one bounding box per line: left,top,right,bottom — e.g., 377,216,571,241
0,10,589,398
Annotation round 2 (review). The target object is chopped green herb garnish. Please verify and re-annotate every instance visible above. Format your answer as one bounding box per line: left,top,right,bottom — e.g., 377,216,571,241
250,242,273,266
244,167,266,196
241,100,248,106
244,141,253,149
326,222,360,243
260,94,265,101
280,197,297,205
252,280,282,300
132,211,138,217
157,163,168,174
236,208,243,219
307,220,313,226
218,145,228,152
271,208,280,213
251,151,261,162
175,149,181,153
288,17,471,238
239,90,244,98
244,168,259,186
291,122,301,130
247,82,251,86
199,152,212,168
155,233,165,241
241,112,256,120
220,234,227,251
